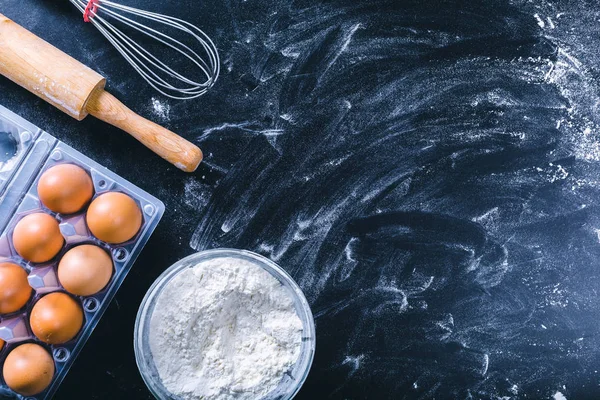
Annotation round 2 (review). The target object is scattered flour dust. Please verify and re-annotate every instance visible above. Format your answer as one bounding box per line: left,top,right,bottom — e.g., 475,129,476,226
553,391,567,400
149,257,303,400
543,46,600,162
184,177,211,211
151,97,171,121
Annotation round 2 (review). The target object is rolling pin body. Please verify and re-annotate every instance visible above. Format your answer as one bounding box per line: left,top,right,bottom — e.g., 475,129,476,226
0,14,202,172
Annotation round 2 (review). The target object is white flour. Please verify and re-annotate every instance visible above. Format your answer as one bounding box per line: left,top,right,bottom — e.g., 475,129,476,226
151,97,170,121
149,257,303,400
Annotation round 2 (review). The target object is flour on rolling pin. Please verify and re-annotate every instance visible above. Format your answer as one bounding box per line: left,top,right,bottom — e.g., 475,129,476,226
0,15,104,120
30,73,96,119
0,13,202,172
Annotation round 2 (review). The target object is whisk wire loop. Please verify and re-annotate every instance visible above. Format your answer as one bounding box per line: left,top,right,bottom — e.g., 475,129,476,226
70,0,220,100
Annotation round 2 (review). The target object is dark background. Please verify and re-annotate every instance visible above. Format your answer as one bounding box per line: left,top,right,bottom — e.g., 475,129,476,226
3,0,600,399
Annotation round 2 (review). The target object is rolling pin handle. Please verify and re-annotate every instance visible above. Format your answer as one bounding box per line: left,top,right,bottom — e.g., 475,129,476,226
85,89,203,172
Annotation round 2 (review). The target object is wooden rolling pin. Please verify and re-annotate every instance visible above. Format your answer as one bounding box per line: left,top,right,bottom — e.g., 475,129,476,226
0,14,202,172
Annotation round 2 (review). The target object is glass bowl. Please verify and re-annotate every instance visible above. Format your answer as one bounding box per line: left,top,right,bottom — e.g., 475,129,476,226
134,248,316,399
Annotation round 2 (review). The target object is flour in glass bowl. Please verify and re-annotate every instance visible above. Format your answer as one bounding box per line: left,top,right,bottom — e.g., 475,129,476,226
148,257,303,400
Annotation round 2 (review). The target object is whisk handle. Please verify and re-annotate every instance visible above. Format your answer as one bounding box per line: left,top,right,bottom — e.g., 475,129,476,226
86,89,203,172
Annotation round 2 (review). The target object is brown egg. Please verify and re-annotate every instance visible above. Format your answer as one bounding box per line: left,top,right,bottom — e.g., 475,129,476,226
12,213,64,263
86,192,142,244
3,343,54,396
37,164,94,214
0,262,31,314
58,245,113,296
30,292,83,344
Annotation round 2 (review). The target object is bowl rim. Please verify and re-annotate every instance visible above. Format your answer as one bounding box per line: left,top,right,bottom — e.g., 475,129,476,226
134,248,316,400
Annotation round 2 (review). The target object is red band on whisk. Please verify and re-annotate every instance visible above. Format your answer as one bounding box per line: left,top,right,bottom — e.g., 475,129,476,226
83,0,99,22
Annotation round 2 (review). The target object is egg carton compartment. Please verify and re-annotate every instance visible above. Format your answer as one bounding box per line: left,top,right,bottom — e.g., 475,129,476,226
0,111,41,199
0,104,164,399
0,289,85,344
0,262,88,399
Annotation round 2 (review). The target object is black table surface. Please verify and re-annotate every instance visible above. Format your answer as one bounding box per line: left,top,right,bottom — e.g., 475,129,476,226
2,0,600,398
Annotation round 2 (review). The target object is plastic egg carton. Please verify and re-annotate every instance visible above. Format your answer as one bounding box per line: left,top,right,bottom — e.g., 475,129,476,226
0,104,164,399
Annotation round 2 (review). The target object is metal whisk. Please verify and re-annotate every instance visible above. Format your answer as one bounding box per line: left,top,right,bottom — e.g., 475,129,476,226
69,0,220,100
